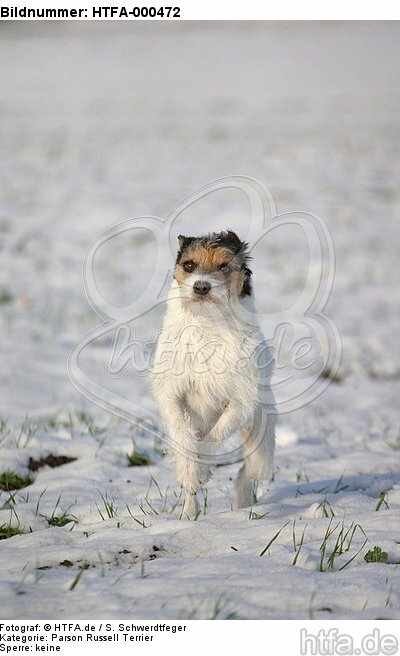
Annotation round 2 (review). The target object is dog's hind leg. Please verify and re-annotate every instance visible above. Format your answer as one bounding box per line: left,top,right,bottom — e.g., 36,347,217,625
236,408,275,508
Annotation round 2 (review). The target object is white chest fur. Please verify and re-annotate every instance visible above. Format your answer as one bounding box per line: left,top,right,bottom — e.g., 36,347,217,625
151,286,263,420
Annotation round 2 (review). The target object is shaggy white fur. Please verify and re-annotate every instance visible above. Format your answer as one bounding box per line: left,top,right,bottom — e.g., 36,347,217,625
151,246,276,518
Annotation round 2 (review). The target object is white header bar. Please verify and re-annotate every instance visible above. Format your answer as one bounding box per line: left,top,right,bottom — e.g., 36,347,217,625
0,0,399,21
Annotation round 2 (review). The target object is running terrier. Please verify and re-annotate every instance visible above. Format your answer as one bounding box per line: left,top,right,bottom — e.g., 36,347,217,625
151,230,276,518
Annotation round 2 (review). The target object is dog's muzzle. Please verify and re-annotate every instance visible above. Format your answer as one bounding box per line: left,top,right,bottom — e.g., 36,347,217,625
193,280,211,296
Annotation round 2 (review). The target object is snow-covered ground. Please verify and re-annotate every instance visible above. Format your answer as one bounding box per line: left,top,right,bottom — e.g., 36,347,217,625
0,21,399,619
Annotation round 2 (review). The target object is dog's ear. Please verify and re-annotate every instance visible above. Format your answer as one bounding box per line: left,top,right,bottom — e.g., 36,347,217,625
225,230,247,254
226,230,242,247
178,234,196,250
240,263,253,297
176,235,196,264
178,235,188,250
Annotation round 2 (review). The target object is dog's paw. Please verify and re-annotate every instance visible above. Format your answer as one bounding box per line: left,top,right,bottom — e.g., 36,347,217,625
181,494,200,519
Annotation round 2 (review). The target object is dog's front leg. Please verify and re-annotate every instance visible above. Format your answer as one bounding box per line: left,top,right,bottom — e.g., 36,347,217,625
156,395,208,519
207,401,249,443
175,431,214,518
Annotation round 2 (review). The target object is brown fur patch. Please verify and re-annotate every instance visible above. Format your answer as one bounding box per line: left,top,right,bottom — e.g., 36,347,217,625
174,266,189,286
192,244,234,270
175,244,235,285
175,231,252,297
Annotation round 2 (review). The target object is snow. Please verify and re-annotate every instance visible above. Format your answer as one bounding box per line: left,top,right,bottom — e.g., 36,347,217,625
0,21,400,620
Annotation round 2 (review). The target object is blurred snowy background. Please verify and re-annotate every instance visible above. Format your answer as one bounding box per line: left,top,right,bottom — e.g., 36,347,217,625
1,21,399,414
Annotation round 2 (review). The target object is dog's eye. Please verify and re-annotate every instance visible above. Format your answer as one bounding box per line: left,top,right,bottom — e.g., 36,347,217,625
182,261,196,273
219,263,230,273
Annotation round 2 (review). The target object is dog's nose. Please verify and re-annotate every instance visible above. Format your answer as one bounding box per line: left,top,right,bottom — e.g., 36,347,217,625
193,280,211,296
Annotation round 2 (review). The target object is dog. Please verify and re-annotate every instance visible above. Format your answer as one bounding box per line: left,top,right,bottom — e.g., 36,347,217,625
151,230,276,518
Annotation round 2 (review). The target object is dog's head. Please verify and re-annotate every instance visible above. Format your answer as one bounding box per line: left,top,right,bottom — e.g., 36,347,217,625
174,230,252,308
